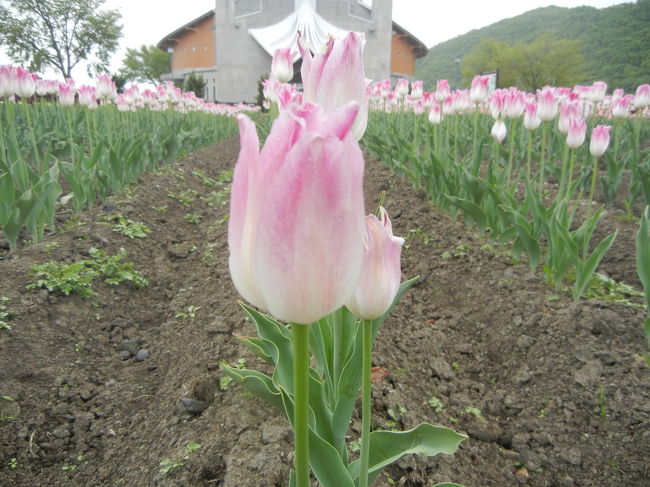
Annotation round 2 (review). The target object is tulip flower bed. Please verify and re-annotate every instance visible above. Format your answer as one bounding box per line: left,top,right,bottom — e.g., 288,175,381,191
0,132,648,486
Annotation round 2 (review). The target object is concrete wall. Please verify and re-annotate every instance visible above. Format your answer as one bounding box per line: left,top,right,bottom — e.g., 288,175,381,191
214,0,393,103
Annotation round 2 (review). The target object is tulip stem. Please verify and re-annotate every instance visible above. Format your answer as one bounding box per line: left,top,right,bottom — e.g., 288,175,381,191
539,122,548,197
292,323,310,487
359,318,373,487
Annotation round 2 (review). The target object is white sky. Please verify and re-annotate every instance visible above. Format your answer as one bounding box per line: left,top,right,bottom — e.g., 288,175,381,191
0,0,634,83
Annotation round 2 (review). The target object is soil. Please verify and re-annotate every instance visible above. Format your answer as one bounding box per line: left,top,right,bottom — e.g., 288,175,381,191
0,135,648,487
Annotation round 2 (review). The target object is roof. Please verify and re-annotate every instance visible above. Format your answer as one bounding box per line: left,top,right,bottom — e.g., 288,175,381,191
157,9,215,50
157,8,428,59
391,21,428,59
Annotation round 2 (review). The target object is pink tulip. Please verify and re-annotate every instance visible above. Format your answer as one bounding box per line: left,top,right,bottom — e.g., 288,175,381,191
505,89,525,118
229,101,366,324
412,98,425,115
490,89,506,120
95,73,116,101
428,102,442,124
57,83,75,107
470,75,490,104
394,78,409,99
634,84,650,109
557,100,582,133
0,65,16,98
566,118,586,149
411,80,424,100
491,119,507,143
299,32,368,140
262,78,280,103
536,86,558,122
346,207,404,320
77,85,97,109
435,79,450,102
523,101,541,131
271,47,295,83
590,81,607,102
589,125,611,157
15,67,35,99
612,96,632,118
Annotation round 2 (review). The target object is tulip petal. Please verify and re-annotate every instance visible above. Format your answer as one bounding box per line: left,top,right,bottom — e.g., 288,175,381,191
255,133,365,324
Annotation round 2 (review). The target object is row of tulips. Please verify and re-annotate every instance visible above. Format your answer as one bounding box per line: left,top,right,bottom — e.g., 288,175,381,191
0,66,258,250
222,34,465,487
363,77,649,302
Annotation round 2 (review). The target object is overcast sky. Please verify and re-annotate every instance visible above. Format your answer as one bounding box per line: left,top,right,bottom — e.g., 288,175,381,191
0,0,634,82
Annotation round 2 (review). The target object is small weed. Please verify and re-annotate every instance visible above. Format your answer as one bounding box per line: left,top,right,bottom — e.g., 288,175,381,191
110,215,151,239
403,228,431,251
44,241,60,253
386,404,407,429
159,442,201,476
27,248,148,297
348,439,361,453
183,213,203,224
60,215,87,232
208,214,229,232
152,205,168,214
451,362,461,371
464,406,483,418
579,273,646,309
599,386,607,419
167,189,198,207
0,395,18,421
8,457,17,469
175,305,202,319
427,395,444,412
201,188,230,208
192,170,219,188
202,243,218,266
216,169,233,185
538,409,548,418
62,464,77,471
0,297,13,330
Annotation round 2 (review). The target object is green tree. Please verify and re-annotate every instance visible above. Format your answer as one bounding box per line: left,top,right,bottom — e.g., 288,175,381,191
462,34,586,91
119,45,170,85
183,73,205,99
0,0,122,79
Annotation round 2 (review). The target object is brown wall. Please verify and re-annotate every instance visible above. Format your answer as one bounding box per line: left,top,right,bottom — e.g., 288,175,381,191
170,16,215,70
390,34,416,75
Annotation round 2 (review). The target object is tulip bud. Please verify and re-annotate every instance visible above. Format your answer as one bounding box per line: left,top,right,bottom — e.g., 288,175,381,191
523,102,541,131
346,207,404,320
491,119,507,143
299,32,368,140
15,67,35,99
566,118,586,149
58,83,75,107
411,80,424,100
635,84,650,108
435,79,450,102
428,103,442,124
537,87,558,122
271,47,294,83
589,124,611,157
229,102,366,324
470,75,490,104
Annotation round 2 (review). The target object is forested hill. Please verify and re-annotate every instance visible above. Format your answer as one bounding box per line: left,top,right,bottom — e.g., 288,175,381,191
415,0,650,92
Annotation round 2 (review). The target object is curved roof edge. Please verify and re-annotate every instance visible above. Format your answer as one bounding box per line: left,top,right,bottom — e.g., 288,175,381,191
391,21,427,59
157,8,428,60
157,9,215,50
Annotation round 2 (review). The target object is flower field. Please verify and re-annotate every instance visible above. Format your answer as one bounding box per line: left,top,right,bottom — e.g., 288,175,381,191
1,55,649,487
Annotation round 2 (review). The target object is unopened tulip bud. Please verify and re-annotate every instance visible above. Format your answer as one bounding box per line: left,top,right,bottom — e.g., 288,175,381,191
537,87,558,122
566,118,586,149
470,75,490,104
58,83,75,107
634,84,650,109
411,80,424,100
271,47,294,83
299,32,368,140
428,103,442,124
491,119,507,143
589,125,611,157
346,207,403,320
15,67,35,98
523,102,541,131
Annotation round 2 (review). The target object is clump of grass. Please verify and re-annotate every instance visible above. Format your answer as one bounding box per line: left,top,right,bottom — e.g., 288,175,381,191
27,248,148,297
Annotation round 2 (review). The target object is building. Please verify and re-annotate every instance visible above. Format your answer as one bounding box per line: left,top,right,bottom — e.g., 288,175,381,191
157,0,427,103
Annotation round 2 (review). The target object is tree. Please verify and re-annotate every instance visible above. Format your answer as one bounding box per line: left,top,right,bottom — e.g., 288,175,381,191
183,73,205,99
0,0,122,79
462,34,587,91
119,45,170,85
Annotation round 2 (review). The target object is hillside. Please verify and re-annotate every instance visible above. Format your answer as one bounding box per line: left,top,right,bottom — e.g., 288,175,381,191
415,0,650,92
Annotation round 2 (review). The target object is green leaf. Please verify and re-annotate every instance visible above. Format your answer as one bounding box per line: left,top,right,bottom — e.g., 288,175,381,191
446,195,486,232
219,365,284,412
574,230,618,300
637,206,650,310
348,423,467,480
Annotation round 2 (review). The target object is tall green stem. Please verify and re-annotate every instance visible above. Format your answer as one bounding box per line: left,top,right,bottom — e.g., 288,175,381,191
565,149,577,202
21,100,41,171
539,122,548,196
292,323,310,487
359,319,373,487
526,130,533,183
506,119,515,187
65,108,75,165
